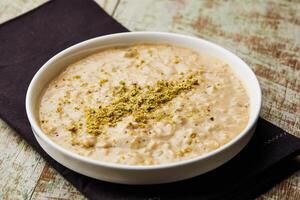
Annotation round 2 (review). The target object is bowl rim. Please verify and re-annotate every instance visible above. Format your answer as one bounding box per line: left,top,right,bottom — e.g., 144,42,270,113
26,31,262,170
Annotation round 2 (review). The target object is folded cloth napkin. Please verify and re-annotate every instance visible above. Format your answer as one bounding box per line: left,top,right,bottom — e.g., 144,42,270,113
0,0,299,199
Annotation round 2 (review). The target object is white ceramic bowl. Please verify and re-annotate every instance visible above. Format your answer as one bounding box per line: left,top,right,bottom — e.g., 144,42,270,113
26,32,261,184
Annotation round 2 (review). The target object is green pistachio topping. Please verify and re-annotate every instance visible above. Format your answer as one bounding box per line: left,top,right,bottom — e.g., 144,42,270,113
85,72,201,135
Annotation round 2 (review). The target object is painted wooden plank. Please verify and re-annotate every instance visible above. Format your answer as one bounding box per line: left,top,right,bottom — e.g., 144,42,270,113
30,164,86,200
257,167,300,200
113,1,300,199
0,119,45,200
0,0,48,24
95,0,120,15
114,0,300,136
0,1,117,200
0,0,119,24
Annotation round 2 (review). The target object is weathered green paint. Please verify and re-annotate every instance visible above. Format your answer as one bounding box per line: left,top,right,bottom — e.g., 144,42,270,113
114,0,300,136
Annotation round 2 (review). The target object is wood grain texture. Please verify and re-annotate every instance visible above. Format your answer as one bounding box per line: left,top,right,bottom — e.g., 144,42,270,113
113,1,300,199
114,0,300,136
0,0,48,24
0,0,119,24
0,0,299,199
0,119,44,200
0,1,116,199
30,164,86,200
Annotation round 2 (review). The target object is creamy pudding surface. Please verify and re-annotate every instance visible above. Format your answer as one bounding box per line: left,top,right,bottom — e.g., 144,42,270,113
39,44,249,165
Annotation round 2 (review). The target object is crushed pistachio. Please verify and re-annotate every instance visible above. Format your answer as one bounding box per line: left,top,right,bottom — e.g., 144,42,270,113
99,79,108,86
85,72,201,135
112,67,117,72
190,133,197,138
154,111,173,123
120,155,126,160
174,55,181,64
112,81,128,96
71,137,80,145
136,59,145,68
80,82,88,87
56,106,62,113
147,49,153,56
124,48,139,58
73,75,81,79
67,124,77,134
127,122,139,129
191,108,199,113
63,99,71,104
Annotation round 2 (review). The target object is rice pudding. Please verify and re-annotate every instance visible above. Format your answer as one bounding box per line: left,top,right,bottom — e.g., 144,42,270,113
39,44,249,165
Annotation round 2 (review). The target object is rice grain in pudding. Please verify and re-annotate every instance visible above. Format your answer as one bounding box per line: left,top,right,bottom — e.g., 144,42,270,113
39,44,249,165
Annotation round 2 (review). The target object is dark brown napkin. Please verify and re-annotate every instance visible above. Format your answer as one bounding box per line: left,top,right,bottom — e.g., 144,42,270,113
0,0,299,199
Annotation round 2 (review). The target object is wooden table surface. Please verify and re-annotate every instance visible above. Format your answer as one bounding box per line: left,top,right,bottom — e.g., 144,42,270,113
0,0,299,199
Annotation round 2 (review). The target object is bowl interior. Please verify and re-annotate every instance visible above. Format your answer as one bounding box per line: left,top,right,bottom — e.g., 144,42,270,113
26,32,261,168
